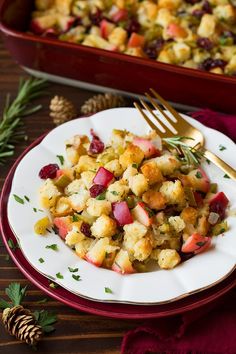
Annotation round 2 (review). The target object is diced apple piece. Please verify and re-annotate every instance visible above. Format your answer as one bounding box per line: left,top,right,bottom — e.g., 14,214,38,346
30,15,57,35
112,201,133,226
111,9,128,23
112,249,135,274
209,192,229,220
54,174,71,189
93,167,114,187
132,202,153,227
167,23,188,38
181,233,211,254
187,168,210,193
85,238,109,267
128,33,145,48
133,137,160,158
100,19,115,39
54,216,72,239
57,15,75,32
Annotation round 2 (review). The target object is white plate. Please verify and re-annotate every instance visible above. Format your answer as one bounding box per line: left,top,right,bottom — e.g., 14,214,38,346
7,108,236,304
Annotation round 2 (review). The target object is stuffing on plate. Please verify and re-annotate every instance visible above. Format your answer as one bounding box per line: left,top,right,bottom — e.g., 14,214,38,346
35,127,229,274
30,0,236,76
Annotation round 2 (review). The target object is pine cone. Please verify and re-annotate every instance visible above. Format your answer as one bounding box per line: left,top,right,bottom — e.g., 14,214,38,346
81,93,126,115
2,305,43,345
50,95,77,126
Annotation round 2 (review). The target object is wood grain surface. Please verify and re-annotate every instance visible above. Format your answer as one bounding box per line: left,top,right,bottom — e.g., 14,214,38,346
0,37,142,354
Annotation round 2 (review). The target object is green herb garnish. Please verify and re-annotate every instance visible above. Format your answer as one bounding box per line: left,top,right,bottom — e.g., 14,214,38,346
195,171,202,179
68,267,79,273
33,310,57,333
219,145,226,151
46,244,58,251
56,272,63,279
132,163,138,168
223,174,230,179
33,207,37,212
72,274,81,281
7,238,19,251
72,214,79,222
56,155,64,165
24,195,30,202
196,241,206,247
39,258,45,263
111,191,119,196
0,77,47,164
96,191,106,200
13,194,24,204
105,287,113,294
0,283,27,309
36,298,48,304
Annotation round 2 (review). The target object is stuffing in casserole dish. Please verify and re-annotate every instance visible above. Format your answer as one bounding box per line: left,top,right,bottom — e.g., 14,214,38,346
35,127,229,274
30,0,236,76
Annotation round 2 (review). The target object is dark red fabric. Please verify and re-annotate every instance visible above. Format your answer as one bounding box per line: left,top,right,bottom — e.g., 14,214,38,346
121,109,236,354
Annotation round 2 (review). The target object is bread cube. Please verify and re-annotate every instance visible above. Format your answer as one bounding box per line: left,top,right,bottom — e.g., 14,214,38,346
197,216,210,236
213,5,235,22
197,14,216,38
91,215,117,238
35,0,54,10
65,134,89,165
123,221,147,239
158,249,181,269
65,225,84,247
85,238,109,266
110,129,126,148
142,190,166,210
158,0,181,10
108,27,127,48
180,207,198,225
159,180,185,205
86,198,111,217
68,190,90,212
141,161,164,185
151,154,181,175
80,171,96,189
51,196,72,217
157,48,175,64
55,0,73,15
156,8,175,28
173,43,191,62
39,179,61,208
65,179,85,195
133,236,153,261
123,165,139,181
105,159,124,177
106,180,129,202
112,249,134,274
119,144,144,169
129,174,149,196
75,155,100,173
75,238,93,259
169,216,185,233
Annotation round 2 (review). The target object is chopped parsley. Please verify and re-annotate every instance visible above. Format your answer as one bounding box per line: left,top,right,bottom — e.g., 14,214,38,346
105,287,113,294
220,228,226,233
195,171,202,179
223,174,230,179
219,145,226,151
196,241,206,247
38,258,45,263
110,191,119,196
144,206,155,217
68,267,79,273
33,208,37,212
96,191,106,200
206,159,211,165
72,214,79,222
132,163,138,168
13,194,24,204
7,238,19,250
72,274,81,281
56,272,64,279
24,195,30,202
57,155,64,165
46,244,58,251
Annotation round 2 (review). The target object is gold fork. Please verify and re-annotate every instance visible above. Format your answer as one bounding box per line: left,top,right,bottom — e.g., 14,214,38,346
134,88,236,180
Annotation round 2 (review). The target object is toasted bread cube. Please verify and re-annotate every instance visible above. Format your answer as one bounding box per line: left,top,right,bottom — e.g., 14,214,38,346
85,238,109,266
110,129,126,148
197,216,210,236
123,165,139,181
65,134,89,165
119,144,144,170
108,27,127,47
133,235,153,261
151,154,181,176
81,171,96,189
124,221,147,239
75,238,93,259
156,8,175,27
129,174,148,197
158,0,181,10
142,190,167,210
65,225,84,247
173,42,191,62
213,5,235,22
35,0,54,10
180,207,198,225
86,198,112,217
141,161,164,185
55,0,73,15
39,179,61,208
197,14,216,38
65,179,85,195
169,216,185,233
75,155,100,173
68,190,90,212
159,180,185,205
105,159,124,177
51,196,72,217
91,215,117,238
158,249,181,269
106,180,129,202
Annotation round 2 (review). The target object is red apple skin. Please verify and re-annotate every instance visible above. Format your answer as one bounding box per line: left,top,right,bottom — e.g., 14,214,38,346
112,201,133,226
132,202,152,227
133,137,160,158
54,217,72,239
100,19,115,39
194,237,211,254
85,254,102,267
187,168,210,193
112,262,135,274
93,167,114,187
181,233,211,254
30,19,45,35
209,192,229,219
167,23,187,38
128,33,145,48
111,9,128,22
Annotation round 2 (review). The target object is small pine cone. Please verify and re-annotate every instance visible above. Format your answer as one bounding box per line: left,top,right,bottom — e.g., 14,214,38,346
2,305,43,346
50,95,77,125
81,93,126,115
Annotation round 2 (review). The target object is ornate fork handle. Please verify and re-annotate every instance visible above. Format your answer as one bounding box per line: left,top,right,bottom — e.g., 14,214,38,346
204,149,236,180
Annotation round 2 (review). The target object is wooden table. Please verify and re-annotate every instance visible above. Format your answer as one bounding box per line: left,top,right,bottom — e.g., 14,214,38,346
0,38,142,354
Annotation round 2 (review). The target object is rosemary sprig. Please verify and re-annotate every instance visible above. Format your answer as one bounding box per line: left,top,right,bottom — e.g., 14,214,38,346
163,136,205,166
0,77,47,164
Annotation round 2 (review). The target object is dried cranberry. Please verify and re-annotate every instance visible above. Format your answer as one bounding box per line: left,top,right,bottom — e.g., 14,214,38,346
192,9,204,18
144,39,164,59
80,222,92,237
89,184,106,198
89,129,104,154
90,9,103,26
202,1,212,14
39,164,59,179
126,18,140,36
185,0,201,4
199,58,227,71
197,37,213,51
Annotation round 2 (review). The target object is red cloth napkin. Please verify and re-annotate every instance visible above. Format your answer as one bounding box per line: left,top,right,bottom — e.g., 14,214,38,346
121,109,236,354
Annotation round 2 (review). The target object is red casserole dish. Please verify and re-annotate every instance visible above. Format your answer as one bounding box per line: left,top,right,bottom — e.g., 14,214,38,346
0,0,236,113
